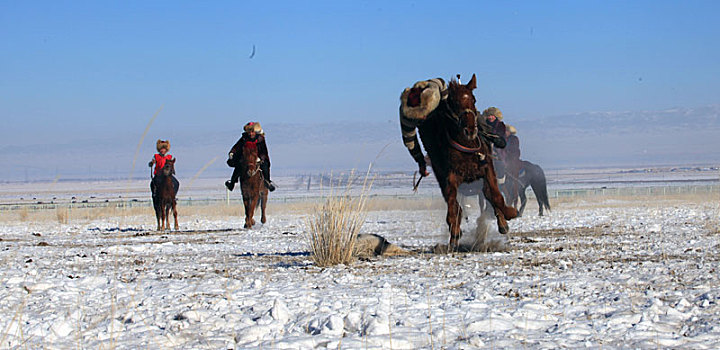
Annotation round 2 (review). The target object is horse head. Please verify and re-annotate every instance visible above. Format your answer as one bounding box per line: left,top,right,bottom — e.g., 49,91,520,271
447,74,478,141
162,158,176,177
242,144,260,177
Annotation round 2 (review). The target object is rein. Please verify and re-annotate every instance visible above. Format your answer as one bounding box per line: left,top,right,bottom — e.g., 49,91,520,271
443,110,486,158
244,157,262,178
246,162,260,178
445,129,485,154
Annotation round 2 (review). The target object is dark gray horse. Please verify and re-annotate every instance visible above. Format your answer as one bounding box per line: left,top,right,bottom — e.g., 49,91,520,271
514,160,551,216
462,159,551,217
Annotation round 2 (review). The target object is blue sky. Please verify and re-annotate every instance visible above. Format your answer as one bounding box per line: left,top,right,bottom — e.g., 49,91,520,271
1,1,719,175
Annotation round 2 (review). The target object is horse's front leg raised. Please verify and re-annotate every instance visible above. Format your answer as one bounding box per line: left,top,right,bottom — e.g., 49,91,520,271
443,173,463,250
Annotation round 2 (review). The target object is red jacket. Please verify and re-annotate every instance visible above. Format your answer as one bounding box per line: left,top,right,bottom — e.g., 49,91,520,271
152,154,173,176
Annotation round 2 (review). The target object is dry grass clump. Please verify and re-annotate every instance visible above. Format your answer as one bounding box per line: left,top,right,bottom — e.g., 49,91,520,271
55,207,69,224
305,172,373,267
18,208,29,222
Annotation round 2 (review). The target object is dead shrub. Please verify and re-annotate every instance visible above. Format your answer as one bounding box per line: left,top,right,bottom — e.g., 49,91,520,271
18,208,29,221
305,171,373,267
56,207,68,224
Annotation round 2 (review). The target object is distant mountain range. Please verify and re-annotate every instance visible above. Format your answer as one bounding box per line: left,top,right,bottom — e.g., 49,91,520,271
2,105,718,182
512,105,720,167
514,105,720,132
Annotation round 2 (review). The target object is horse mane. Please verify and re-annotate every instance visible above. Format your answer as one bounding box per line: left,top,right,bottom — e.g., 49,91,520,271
447,78,461,90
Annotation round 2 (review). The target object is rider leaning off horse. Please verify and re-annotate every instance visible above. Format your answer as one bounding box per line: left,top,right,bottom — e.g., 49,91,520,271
225,122,275,192
148,139,179,198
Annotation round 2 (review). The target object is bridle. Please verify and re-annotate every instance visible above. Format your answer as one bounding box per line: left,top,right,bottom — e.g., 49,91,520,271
444,103,486,156
245,159,261,178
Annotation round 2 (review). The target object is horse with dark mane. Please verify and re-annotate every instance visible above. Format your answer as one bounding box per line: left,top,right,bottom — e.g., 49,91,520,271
463,159,551,217
514,160,551,216
402,75,517,250
239,142,268,228
153,158,179,231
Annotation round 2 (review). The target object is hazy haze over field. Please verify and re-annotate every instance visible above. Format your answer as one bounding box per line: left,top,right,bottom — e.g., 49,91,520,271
1,105,719,181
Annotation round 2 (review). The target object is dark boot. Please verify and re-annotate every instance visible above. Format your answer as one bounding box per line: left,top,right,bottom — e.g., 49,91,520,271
265,180,276,192
226,167,242,191
260,161,275,192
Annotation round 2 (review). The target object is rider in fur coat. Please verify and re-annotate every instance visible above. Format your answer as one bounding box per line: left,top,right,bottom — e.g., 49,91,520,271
225,122,275,192
481,107,507,150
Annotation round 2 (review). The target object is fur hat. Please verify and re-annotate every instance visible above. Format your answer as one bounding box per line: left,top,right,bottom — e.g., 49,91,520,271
253,122,264,135
506,124,517,135
243,122,255,133
156,139,170,152
482,107,503,121
400,78,446,120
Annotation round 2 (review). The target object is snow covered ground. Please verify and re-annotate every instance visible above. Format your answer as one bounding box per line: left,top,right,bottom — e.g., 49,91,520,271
1,190,719,349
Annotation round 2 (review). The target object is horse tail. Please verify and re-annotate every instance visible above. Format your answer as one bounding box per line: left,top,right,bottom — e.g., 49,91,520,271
529,164,551,212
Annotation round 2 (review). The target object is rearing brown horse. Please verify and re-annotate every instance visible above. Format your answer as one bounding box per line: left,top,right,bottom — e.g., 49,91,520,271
414,75,517,250
239,143,268,228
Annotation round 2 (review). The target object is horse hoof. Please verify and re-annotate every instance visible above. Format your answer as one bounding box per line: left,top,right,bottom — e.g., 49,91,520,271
261,217,266,224
498,224,509,235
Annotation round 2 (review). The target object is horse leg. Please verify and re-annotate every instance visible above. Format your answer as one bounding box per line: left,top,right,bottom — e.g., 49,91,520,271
159,203,165,231
260,190,267,224
536,194,544,216
482,168,517,235
518,185,527,217
443,173,463,250
243,195,252,228
154,202,162,231
249,192,259,227
164,204,170,231
509,180,519,209
172,200,178,231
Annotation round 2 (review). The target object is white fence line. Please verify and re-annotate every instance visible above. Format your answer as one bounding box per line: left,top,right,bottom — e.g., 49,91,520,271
1,184,718,212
